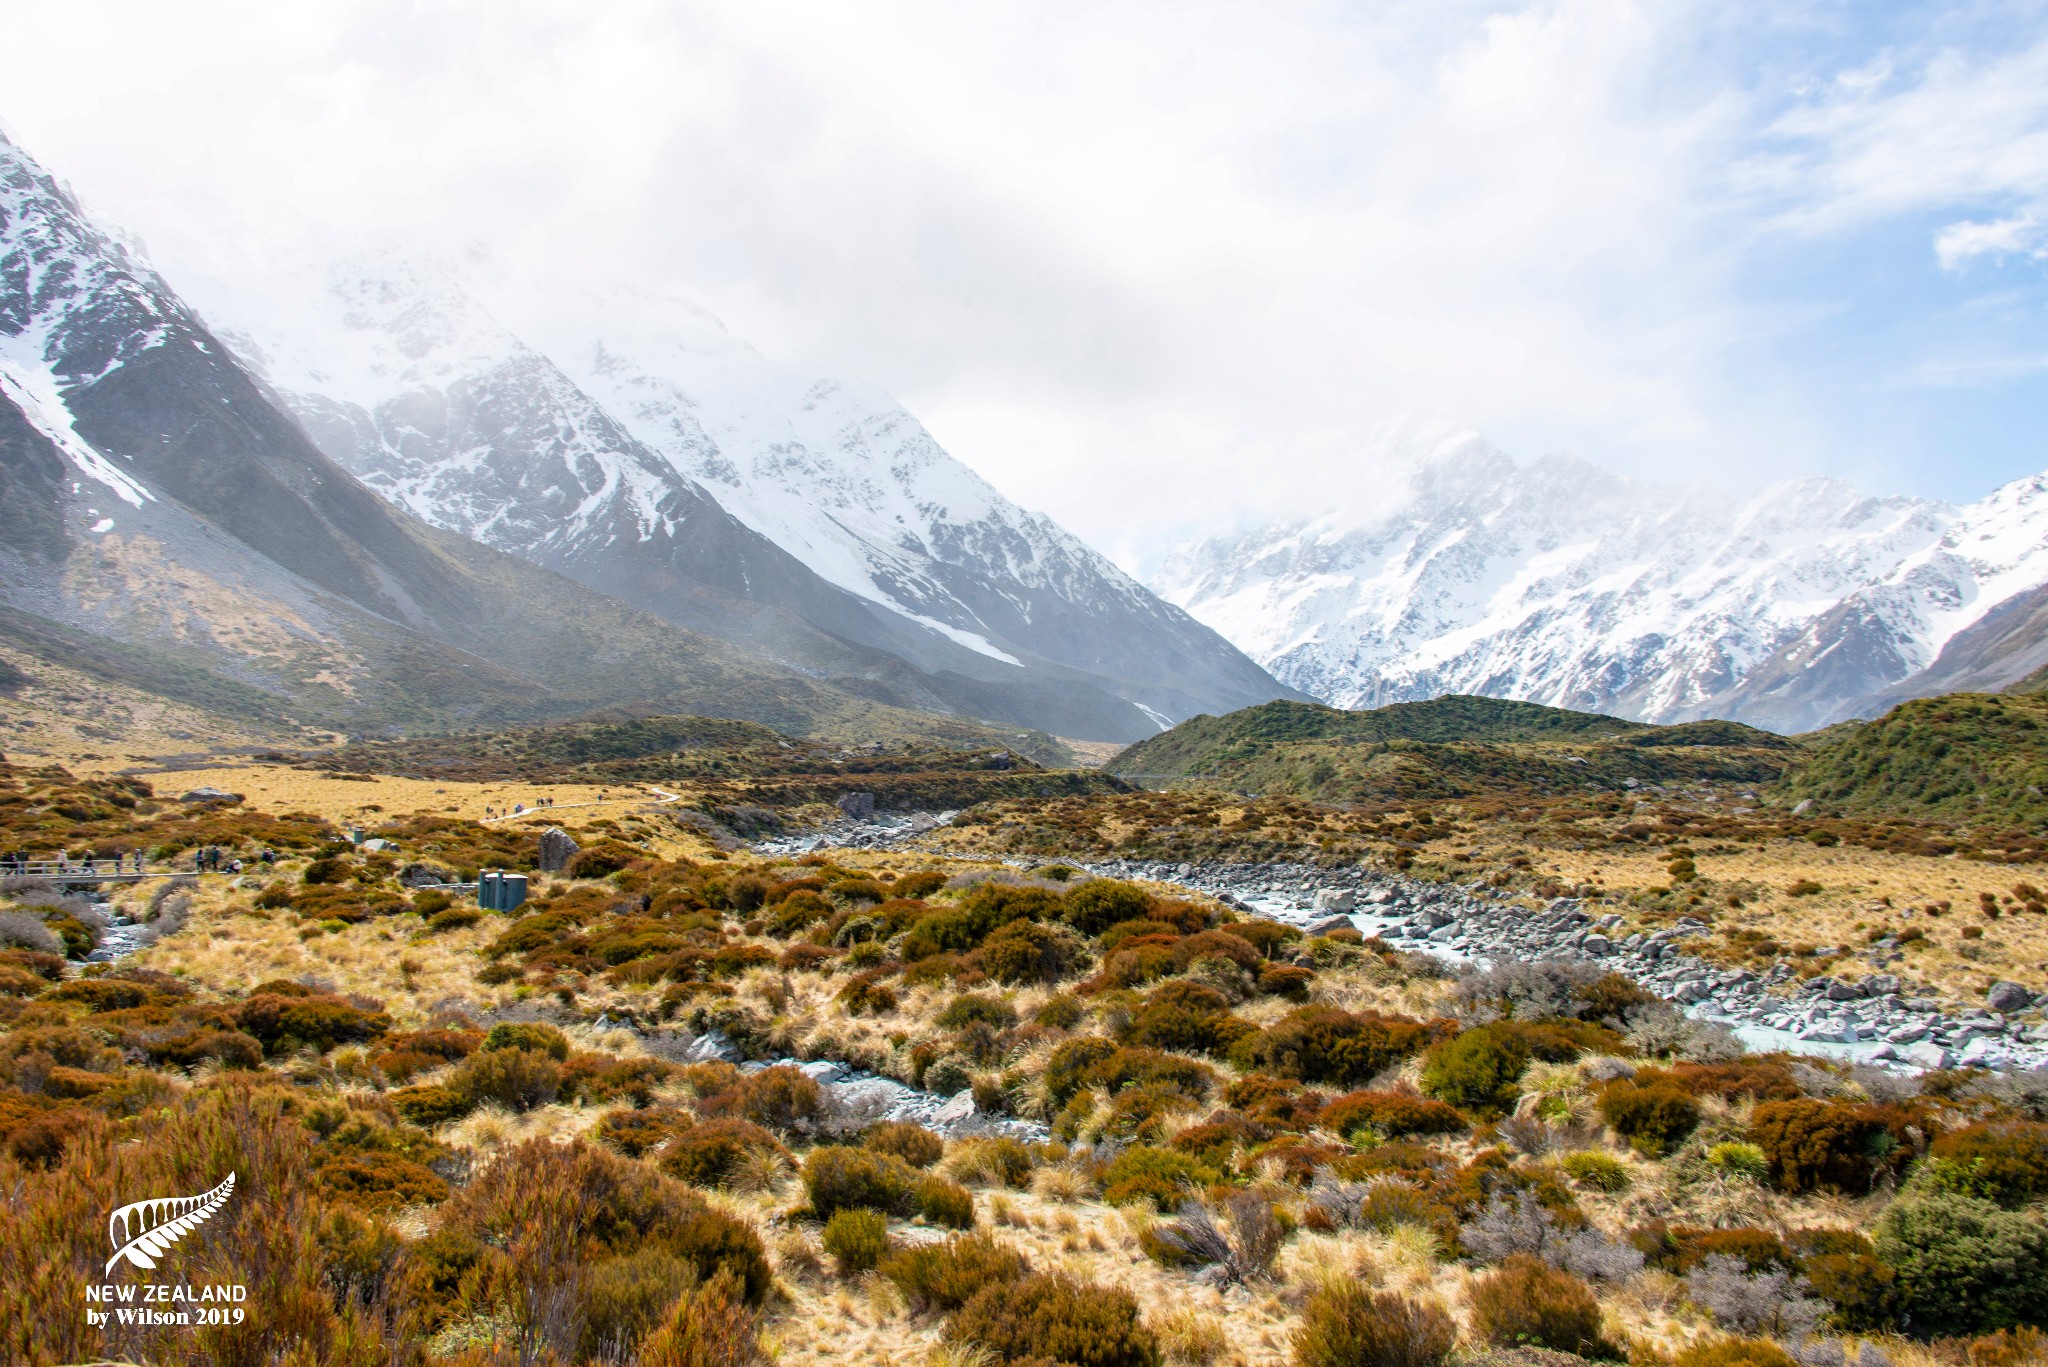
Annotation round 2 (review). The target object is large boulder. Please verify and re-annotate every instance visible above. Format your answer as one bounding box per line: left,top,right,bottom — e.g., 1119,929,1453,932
536,827,579,873
1987,980,2036,1013
1312,888,1356,913
836,791,877,821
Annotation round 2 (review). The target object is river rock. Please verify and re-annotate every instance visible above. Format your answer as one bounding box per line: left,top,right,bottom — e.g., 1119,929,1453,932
1987,980,2036,1013
1903,1041,1951,1070
682,1029,743,1064
398,862,454,888
1306,916,1355,937
1313,889,1356,913
836,792,877,821
931,1090,976,1126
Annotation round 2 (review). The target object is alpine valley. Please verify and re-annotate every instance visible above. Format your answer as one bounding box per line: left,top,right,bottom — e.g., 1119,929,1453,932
1154,428,2048,733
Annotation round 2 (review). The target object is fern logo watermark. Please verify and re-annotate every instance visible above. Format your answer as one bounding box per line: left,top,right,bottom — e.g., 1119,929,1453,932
105,1172,235,1274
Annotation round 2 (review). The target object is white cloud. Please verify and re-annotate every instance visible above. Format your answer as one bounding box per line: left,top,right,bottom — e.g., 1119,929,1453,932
2,0,2048,569
1935,217,2048,271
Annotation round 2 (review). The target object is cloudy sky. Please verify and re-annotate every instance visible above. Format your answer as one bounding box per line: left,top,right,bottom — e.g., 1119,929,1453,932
5,0,2048,568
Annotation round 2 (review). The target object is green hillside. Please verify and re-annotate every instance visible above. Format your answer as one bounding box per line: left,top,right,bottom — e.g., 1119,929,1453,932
1775,690,2048,821
305,710,1122,811
1108,695,1793,803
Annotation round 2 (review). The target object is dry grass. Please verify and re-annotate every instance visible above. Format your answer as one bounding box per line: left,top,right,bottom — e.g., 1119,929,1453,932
1430,825,2048,1002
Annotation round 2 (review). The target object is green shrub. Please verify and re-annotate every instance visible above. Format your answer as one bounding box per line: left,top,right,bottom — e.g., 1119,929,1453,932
1035,994,1085,1029
1353,1185,1452,1237
481,1021,570,1060
1126,982,1253,1056
1874,1189,2048,1336
145,1027,265,1071
937,994,1019,1031
944,1135,1038,1188
1099,1145,1215,1210
1924,1120,2048,1208
865,1121,945,1169
1705,1142,1770,1182
982,920,1088,985
390,1083,473,1127
882,1229,1031,1311
1599,1079,1701,1155
1420,1022,1533,1117
1672,1339,1799,1367
802,1145,919,1219
1560,1152,1629,1193
822,1208,891,1276
1633,1223,1792,1274
426,907,481,932
1240,1006,1439,1089
313,1145,451,1211
1290,1283,1455,1367
947,1271,1160,1367
923,1055,974,1098
1063,880,1155,936
1045,1037,1120,1107
669,1204,774,1306
1258,964,1316,999
659,1118,784,1188
699,1065,824,1134
235,991,392,1054
1788,1228,1899,1332
1319,1090,1466,1140
1749,1099,1894,1194
577,1248,692,1363
1465,1254,1610,1357
597,1107,685,1158
836,970,899,1015
452,1046,561,1111
916,1174,977,1228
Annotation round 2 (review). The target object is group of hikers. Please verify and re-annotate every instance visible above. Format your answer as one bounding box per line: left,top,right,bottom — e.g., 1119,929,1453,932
0,846,282,877
0,849,148,876
484,796,558,819
192,846,275,874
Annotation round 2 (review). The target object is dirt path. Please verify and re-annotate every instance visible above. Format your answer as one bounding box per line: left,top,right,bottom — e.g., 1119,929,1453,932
479,786,684,825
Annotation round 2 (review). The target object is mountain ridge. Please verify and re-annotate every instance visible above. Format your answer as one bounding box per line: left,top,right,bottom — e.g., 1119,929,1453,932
1153,432,2048,732
183,252,1296,741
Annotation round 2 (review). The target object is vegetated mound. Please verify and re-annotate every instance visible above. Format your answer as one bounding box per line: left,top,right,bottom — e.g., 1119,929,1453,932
1777,691,2048,820
305,712,1124,812
1108,696,1793,803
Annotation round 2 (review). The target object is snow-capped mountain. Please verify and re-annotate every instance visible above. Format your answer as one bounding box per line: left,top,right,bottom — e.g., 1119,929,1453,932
189,254,1290,741
1153,431,2048,733
0,126,1113,740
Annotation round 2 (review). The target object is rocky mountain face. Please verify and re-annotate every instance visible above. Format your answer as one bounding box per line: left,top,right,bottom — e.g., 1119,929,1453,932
0,130,1060,742
1154,433,2048,733
188,256,1292,741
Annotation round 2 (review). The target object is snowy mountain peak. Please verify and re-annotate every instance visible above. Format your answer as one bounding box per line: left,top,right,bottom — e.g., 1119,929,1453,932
181,250,1289,738
1155,440,2048,733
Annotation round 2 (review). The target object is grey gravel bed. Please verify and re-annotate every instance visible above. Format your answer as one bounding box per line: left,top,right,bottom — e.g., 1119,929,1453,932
1084,856,2048,1074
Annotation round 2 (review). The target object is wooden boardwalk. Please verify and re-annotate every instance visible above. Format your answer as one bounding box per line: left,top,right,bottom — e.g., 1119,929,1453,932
0,859,171,884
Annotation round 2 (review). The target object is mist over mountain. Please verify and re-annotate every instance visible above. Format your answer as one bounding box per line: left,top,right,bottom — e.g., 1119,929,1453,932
1154,431,2048,733
0,128,1290,744
184,252,1295,742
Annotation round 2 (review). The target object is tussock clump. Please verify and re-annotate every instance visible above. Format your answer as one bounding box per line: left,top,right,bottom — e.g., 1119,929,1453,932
1465,1254,1613,1357
866,1119,946,1168
1290,1284,1454,1367
883,1229,1031,1312
946,1271,1160,1367
802,1144,921,1219
822,1207,891,1275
